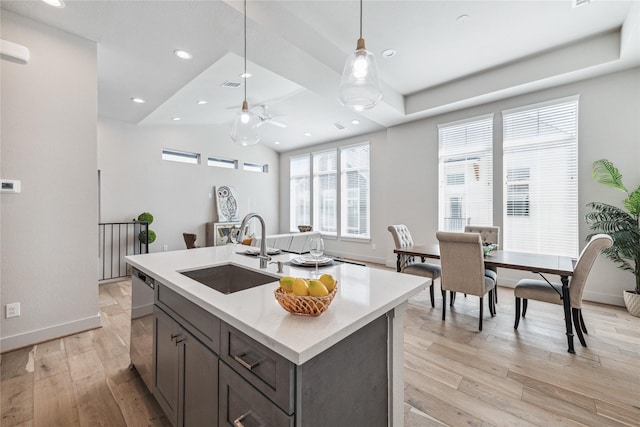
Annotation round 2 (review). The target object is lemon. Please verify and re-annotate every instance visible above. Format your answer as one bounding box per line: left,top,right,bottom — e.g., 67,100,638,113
308,280,329,297
319,273,336,292
292,278,310,296
279,276,295,292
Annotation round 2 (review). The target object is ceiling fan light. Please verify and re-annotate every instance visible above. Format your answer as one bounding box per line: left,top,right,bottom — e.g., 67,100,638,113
339,39,382,111
231,100,260,146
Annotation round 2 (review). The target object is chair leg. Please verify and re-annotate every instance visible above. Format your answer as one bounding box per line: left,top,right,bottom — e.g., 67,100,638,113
479,297,484,331
572,308,587,347
514,297,521,329
522,299,528,317
442,290,447,321
579,310,588,334
429,280,435,308
450,291,456,306
489,290,495,317
494,285,498,304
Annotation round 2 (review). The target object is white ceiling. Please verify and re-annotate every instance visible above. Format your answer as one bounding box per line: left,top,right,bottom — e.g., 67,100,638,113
2,0,639,152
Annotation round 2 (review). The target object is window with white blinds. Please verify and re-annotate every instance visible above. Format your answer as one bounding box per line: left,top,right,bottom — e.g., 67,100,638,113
289,155,311,231
438,115,494,232
502,96,579,258
313,150,338,234
341,143,370,238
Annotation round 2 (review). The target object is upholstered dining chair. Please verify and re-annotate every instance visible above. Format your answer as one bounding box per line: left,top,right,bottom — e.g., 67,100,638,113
436,231,496,331
388,225,441,307
465,225,500,302
514,234,612,347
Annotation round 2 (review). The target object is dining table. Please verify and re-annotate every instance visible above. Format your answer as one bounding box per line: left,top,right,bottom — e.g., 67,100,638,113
394,244,578,353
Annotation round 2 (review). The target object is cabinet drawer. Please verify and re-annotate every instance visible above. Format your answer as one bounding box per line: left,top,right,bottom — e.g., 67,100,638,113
156,284,220,354
219,362,294,427
220,323,294,414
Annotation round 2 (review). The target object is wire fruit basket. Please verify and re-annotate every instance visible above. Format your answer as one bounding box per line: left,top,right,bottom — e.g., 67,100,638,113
274,284,338,316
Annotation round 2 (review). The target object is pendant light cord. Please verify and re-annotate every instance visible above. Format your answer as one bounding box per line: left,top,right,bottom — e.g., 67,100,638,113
359,0,363,39
243,0,247,103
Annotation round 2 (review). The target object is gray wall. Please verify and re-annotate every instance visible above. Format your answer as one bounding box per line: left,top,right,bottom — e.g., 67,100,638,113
280,67,640,306
1,11,99,351
98,119,280,253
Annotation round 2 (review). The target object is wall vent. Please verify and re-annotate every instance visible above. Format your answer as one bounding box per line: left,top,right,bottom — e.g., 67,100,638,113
221,81,242,88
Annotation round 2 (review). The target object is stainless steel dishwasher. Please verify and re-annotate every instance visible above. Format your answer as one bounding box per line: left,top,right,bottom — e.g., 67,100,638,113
130,267,155,391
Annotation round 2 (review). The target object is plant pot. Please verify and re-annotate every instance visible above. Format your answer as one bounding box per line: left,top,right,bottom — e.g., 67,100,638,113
623,290,640,317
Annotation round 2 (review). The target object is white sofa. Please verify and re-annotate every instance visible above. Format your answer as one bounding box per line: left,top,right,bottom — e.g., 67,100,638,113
250,231,321,254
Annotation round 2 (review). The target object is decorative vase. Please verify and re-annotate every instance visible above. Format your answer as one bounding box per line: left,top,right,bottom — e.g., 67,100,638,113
623,290,640,317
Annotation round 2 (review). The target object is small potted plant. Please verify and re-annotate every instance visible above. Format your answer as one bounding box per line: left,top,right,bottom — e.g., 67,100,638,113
136,212,157,245
585,159,640,316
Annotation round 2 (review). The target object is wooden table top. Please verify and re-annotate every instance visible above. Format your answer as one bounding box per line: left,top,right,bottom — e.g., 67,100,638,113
395,244,574,277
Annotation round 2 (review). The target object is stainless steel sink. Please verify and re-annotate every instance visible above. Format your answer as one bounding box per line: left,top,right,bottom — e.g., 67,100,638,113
180,264,277,294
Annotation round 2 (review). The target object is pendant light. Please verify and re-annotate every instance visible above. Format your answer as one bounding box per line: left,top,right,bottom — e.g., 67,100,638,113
231,0,260,146
339,0,382,111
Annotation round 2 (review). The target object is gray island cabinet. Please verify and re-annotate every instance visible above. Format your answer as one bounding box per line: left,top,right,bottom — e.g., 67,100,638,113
126,245,427,427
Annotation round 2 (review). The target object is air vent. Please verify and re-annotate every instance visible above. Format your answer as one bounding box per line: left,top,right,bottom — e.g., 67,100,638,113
333,122,345,130
221,81,242,88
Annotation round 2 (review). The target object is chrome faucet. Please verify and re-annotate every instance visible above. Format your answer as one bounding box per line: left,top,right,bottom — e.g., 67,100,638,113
239,213,270,268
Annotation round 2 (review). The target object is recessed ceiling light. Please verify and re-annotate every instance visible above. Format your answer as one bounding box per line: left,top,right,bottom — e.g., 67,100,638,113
172,117,181,121
42,0,65,7
173,49,192,60
456,14,470,23
351,119,360,125
240,72,253,79
274,141,281,145
304,132,311,137
382,49,396,58
196,100,208,105
131,97,146,104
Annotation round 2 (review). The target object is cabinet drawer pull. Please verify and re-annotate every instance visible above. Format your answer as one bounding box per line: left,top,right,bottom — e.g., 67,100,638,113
170,333,181,341
234,352,259,370
234,410,258,427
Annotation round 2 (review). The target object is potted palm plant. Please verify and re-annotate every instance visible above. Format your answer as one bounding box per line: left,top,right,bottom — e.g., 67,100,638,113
585,159,640,316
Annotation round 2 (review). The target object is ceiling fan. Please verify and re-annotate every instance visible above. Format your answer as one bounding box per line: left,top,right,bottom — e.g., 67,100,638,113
256,104,287,128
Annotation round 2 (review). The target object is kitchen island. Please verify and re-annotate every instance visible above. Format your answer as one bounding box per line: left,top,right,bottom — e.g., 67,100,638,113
126,245,427,427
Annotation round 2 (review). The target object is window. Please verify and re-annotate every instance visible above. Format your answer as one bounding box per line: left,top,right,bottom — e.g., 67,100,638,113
502,96,579,258
438,115,493,232
290,155,311,231
313,150,337,234
208,156,237,169
341,143,370,238
243,162,268,173
162,149,199,164
289,144,370,237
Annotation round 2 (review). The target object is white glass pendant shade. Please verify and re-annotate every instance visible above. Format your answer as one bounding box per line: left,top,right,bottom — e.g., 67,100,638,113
339,38,382,111
231,100,260,146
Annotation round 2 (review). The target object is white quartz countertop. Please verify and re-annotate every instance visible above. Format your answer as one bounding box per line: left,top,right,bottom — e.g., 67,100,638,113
126,245,427,365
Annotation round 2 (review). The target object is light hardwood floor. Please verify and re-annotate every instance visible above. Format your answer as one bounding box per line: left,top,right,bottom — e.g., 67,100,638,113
2,276,639,426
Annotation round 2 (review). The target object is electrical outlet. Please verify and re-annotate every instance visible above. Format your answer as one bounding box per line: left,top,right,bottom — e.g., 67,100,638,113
372,243,377,250
163,244,168,252
6,303,20,318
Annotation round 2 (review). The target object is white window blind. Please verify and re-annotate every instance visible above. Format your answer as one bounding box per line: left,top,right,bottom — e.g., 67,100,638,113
502,96,579,258
341,143,370,238
313,150,337,234
289,155,310,231
438,115,494,232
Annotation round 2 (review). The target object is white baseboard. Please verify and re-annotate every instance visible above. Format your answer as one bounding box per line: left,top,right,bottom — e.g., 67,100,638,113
328,249,387,266
0,314,101,353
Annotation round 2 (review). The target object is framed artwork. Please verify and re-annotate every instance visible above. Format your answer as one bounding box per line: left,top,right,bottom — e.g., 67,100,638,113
215,185,238,222
213,222,250,246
